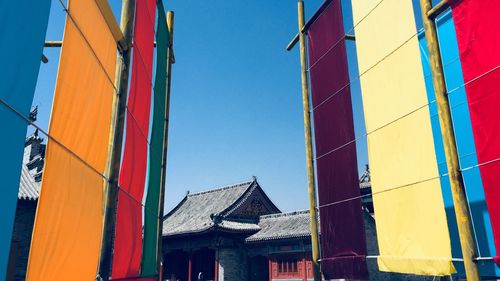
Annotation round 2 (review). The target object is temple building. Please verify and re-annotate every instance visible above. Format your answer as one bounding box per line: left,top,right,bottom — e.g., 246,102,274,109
160,175,432,281
161,179,317,281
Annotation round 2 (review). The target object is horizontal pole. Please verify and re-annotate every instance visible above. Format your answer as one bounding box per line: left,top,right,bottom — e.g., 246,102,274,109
44,41,159,48
286,0,335,51
287,33,355,51
286,33,299,51
345,34,355,41
286,33,300,51
326,256,494,262
43,40,174,63
44,41,62,47
427,0,449,20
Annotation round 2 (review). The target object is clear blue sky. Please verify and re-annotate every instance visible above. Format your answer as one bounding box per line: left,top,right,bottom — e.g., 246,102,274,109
32,0,368,213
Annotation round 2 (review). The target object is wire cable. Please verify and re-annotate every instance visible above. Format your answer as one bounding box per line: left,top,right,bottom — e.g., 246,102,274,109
304,0,500,260
56,0,156,150
0,97,162,220
307,0,385,72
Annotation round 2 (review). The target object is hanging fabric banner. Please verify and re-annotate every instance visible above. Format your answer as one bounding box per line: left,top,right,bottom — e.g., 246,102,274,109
112,0,156,278
415,4,500,277
449,0,500,267
141,0,170,277
0,1,50,279
26,0,117,280
307,0,368,279
351,0,454,275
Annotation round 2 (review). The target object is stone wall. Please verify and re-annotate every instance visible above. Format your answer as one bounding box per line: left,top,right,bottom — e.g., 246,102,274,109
218,246,248,281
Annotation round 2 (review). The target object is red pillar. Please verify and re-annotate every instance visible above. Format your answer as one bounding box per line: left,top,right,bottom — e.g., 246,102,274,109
214,249,219,281
268,256,273,281
302,254,307,281
188,252,192,281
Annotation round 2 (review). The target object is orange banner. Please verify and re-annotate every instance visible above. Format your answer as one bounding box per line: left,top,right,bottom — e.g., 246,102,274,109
26,0,117,280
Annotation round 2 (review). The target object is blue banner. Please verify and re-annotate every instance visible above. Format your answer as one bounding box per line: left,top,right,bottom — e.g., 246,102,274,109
0,0,51,279
416,7,500,278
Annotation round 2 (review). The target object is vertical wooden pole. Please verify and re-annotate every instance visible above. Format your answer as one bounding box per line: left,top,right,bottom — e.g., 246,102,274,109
297,1,321,280
156,10,175,281
418,1,480,281
98,0,136,280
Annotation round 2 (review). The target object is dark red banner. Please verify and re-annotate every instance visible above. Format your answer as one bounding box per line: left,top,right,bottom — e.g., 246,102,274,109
450,0,500,266
307,0,368,279
112,0,157,278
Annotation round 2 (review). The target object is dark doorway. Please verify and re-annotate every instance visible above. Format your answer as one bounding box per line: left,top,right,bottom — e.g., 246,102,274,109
249,255,268,281
164,250,189,281
191,248,215,281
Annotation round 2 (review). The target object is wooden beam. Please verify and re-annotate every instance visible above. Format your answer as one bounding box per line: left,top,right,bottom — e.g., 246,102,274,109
427,0,449,20
44,41,161,48
287,33,355,52
286,0,356,51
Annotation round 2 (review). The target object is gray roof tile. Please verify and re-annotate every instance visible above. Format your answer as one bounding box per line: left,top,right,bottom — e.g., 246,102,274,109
18,165,40,200
162,181,254,236
245,210,311,242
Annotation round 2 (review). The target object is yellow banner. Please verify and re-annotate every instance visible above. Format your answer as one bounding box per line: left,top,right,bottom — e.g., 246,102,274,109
26,0,117,280
351,0,454,275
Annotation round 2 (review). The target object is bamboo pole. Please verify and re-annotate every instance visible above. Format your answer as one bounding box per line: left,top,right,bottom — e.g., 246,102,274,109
97,0,136,280
418,1,480,280
156,10,175,280
297,1,321,280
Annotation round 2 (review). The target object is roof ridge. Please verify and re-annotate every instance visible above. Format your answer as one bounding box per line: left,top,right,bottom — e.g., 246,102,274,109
187,180,254,197
259,209,309,219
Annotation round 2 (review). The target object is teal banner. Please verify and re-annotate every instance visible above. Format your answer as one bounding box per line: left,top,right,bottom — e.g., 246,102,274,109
0,0,51,279
141,0,170,277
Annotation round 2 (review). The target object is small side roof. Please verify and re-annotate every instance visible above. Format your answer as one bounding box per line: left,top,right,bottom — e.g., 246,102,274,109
245,210,311,243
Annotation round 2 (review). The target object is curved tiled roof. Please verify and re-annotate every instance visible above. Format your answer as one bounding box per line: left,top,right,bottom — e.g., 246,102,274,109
162,181,255,236
245,210,311,242
18,165,40,201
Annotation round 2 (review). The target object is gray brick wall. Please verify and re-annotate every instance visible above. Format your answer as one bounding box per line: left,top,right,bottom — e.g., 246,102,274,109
218,247,248,281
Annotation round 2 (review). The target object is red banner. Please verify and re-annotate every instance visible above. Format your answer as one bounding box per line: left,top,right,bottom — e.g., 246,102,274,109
112,0,156,278
450,0,500,266
307,0,368,279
